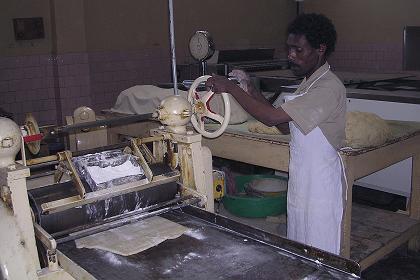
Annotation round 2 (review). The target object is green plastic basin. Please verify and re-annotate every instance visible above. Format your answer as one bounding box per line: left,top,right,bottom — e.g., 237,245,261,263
222,174,287,218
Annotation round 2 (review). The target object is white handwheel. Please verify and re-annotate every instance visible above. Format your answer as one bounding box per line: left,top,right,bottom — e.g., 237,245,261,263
188,75,231,138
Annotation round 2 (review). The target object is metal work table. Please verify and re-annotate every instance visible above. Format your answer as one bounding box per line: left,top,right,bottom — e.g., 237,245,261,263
346,87,420,105
253,69,415,85
202,120,420,271
57,207,360,279
254,70,420,105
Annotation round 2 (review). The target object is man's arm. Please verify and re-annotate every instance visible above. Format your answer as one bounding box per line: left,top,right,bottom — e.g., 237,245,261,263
206,75,292,126
247,86,290,135
247,82,275,106
234,71,290,134
229,69,271,105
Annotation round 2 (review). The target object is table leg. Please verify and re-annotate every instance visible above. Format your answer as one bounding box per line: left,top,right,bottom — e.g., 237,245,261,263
408,153,420,251
341,157,354,258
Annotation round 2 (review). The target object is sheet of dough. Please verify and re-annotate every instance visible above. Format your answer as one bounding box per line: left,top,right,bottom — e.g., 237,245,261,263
75,216,188,256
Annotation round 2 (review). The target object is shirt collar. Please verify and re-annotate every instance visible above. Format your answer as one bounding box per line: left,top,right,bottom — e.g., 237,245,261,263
296,62,330,92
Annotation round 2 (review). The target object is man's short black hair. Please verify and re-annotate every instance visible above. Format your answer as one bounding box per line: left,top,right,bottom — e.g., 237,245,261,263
287,13,337,56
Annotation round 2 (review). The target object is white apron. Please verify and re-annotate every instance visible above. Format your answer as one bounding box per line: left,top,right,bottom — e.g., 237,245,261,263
285,70,344,255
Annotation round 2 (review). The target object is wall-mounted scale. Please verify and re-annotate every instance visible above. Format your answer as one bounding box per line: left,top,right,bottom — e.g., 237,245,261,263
164,1,230,138
189,31,215,76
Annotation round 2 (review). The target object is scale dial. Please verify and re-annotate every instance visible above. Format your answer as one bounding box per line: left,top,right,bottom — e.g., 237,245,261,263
189,31,215,61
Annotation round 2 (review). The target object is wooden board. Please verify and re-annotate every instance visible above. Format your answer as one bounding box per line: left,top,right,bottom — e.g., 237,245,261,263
350,203,420,269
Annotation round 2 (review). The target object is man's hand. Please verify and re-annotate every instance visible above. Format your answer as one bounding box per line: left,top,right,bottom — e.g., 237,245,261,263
229,69,251,92
205,74,292,127
205,75,237,94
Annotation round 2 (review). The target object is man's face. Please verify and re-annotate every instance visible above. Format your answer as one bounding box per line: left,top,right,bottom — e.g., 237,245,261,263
286,33,322,78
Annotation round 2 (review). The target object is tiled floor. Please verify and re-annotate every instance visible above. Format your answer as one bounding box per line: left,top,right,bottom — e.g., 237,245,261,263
362,245,420,280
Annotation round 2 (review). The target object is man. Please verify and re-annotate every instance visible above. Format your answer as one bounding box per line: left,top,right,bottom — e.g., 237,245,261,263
206,13,346,255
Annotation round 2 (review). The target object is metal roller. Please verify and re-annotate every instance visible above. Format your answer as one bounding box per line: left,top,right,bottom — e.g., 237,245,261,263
29,163,178,234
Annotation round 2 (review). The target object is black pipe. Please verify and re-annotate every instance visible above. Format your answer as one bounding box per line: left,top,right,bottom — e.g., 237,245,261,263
50,113,155,135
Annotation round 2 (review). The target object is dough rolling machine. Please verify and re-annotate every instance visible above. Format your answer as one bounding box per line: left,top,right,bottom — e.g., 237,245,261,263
0,76,361,279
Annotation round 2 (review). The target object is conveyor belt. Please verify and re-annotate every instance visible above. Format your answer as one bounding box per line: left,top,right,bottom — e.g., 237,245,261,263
58,207,360,279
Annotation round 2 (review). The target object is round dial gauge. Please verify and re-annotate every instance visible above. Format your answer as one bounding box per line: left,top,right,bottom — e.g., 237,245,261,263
189,31,215,61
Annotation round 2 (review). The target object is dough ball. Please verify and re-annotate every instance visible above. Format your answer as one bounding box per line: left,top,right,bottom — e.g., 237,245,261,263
246,112,391,149
345,111,391,148
247,120,284,135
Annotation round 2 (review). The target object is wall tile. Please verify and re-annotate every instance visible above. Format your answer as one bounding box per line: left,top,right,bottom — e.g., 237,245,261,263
0,81,8,92
0,57,13,69
2,92,15,104
332,43,403,72
39,55,53,65
36,88,50,100
70,86,81,98
3,48,174,123
8,80,24,92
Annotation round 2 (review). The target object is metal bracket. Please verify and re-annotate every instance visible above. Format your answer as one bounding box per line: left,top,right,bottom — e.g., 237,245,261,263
130,139,154,182
34,223,59,271
47,249,58,271
141,143,156,163
177,182,207,208
56,151,86,198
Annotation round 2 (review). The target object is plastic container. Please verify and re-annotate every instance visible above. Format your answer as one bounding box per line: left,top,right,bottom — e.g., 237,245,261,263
222,174,287,218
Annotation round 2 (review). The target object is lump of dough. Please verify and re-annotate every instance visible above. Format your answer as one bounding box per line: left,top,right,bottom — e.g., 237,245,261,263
247,120,284,135
247,112,391,149
345,111,391,148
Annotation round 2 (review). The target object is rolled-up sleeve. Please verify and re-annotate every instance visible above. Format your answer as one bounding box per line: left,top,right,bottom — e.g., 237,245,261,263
281,85,340,135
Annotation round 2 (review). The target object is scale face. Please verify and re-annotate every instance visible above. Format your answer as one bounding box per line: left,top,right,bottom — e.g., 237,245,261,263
189,31,215,61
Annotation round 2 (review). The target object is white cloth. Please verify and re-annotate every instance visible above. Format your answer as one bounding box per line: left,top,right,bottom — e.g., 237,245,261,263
111,85,250,124
228,69,250,92
285,79,344,255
